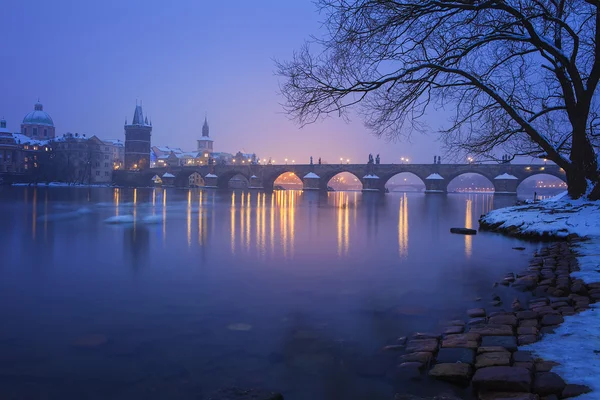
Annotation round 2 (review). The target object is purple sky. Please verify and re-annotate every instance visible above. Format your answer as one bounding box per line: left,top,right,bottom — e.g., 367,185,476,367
1,0,444,164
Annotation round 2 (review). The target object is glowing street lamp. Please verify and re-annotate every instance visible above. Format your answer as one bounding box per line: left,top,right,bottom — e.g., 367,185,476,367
346,158,350,164
467,157,473,164
285,158,288,164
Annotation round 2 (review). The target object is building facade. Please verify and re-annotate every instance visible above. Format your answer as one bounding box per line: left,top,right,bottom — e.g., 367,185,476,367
197,117,213,159
21,101,56,139
0,118,22,174
124,104,152,170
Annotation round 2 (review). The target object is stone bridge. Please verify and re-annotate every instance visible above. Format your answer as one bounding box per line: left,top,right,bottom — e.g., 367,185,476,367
113,163,565,194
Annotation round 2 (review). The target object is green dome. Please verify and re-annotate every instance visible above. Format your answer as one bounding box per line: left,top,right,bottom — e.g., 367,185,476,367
22,102,54,127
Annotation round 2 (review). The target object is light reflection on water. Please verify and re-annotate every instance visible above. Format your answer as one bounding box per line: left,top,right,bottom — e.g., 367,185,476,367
0,187,543,400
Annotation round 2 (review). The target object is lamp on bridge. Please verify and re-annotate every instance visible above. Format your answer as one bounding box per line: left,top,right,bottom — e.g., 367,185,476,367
285,158,288,165
346,158,350,164
467,157,474,164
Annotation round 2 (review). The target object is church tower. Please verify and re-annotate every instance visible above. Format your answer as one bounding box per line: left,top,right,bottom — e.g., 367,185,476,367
197,116,213,158
124,103,152,170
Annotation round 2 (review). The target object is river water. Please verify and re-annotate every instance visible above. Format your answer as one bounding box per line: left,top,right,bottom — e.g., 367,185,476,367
0,187,541,400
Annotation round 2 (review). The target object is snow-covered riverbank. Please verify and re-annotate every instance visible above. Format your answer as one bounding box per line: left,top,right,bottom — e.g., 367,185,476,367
481,193,600,398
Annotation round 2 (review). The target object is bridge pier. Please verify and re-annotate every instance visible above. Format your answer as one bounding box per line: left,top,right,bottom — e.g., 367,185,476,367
424,173,447,193
302,172,320,190
362,174,381,192
249,175,263,189
493,174,519,195
204,173,218,188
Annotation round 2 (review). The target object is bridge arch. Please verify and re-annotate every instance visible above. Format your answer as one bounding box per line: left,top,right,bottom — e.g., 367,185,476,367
446,172,495,193
381,172,427,192
216,170,251,189
272,171,304,190
262,168,304,191
516,173,567,195
174,169,204,187
322,171,363,191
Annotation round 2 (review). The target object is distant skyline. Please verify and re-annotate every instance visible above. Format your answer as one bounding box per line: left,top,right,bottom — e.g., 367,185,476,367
3,0,458,164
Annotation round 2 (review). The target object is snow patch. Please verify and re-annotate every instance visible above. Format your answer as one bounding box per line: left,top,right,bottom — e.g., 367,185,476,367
304,172,320,179
250,175,257,179
425,173,444,180
162,173,175,178
104,215,135,224
205,173,217,178
362,174,379,179
494,173,518,180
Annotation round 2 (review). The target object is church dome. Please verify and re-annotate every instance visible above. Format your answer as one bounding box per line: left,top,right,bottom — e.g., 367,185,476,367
22,101,54,127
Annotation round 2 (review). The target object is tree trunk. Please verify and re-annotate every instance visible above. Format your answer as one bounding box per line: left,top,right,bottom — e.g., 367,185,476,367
569,119,599,199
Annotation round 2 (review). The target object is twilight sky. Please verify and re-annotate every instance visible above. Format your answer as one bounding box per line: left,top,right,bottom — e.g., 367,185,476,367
2,0,444,164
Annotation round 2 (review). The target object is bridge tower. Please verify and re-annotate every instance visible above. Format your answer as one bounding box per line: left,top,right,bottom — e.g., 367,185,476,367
124,103,152,170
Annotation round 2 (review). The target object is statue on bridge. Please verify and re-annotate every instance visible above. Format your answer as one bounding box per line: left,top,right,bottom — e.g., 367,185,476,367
318,157,322,165
368,153,374,164
375,154,380,164
310,156,313,165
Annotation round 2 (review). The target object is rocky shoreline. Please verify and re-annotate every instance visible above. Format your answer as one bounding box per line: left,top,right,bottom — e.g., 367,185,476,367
386,239,598,400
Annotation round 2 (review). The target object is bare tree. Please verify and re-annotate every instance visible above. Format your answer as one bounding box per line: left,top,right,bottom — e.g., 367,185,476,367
277,0,600,199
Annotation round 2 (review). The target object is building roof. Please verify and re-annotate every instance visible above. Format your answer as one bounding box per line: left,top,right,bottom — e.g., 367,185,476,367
202,116,209,137
11,133,49,146
22,101,54,127
126,104,152,127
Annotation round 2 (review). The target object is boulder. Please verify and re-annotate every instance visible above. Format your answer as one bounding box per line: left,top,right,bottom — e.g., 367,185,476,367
428,363,473,386
475,352,511,369
472,367,531,392
480,336,518,351
518,335,538,345
512,351,534,363
489,315,518,327
534,360,560,372
436,347,475,364
412,332,442,340
541,315,564,326
406,339,439,353
562,384,592,398
467,308,487,318
516,311,538,320
532,372,565,396
444,325,464,335
517,327,538,336
399,352,433,367
519,319,539,328
478,346,508,354
470,324,514,336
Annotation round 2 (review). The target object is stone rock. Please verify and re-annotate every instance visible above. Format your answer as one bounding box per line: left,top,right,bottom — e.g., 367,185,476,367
444,325,464,335
470,324,514,336
383,345,405,352
534,360,560,373
406,339,439,353
478,392,539,400
398,352,433,367
518,335,538,345
480,336,518,351
441,338,478,349
519,319,539,328
397,336,408,345
517,326,538,336
468,308,486,318
428,363,473,386
513,277,538,291
562,384,592,398
436,347,475,364
512,351,534,363
516,311,538,320
206,388,284,400
478,346,508,354
512,362,534,370
541,315,564,326
446,320,466,327
412,332,442,340
533,372,566,396
489,315,518,326
468,317,488,326
472,367,531,392
447,332,481,341
475,352,511,368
